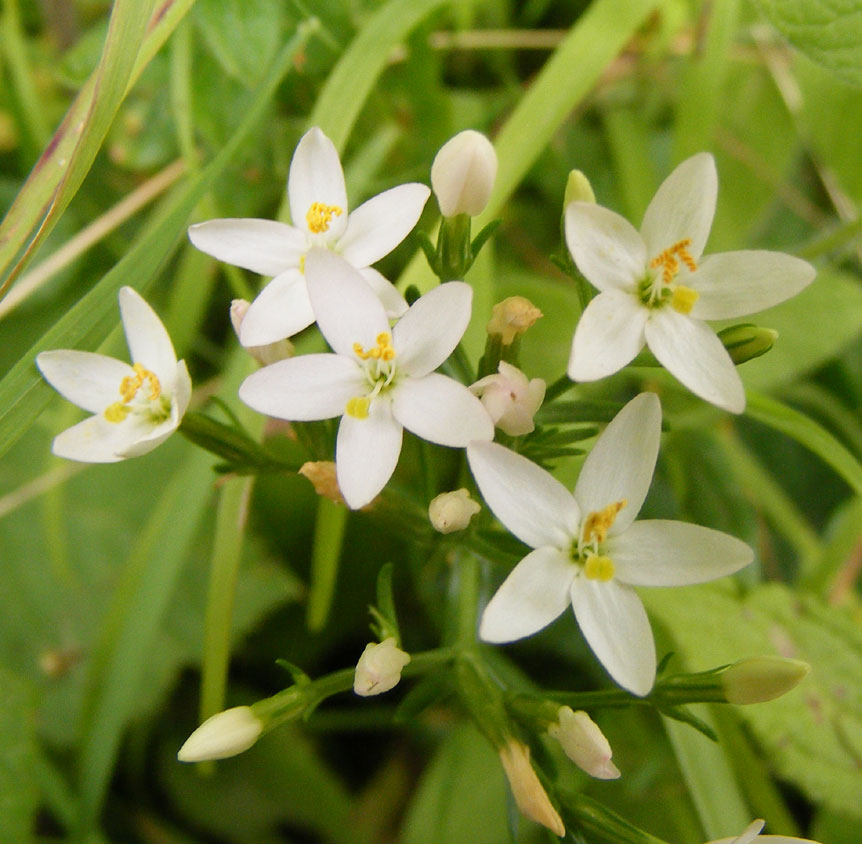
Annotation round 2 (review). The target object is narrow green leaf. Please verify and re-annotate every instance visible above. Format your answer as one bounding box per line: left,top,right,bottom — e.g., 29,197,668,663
307,498,348,631
0,668,38,844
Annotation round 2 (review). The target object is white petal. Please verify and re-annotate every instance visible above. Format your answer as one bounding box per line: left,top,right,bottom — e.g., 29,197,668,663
568,290,648,382
37,350,133,413
115,414,181,458
304,250,390,357
119,287,177,384
645,309,745,413
570,576,656,696
391,373,493,446
187,218,306,276
608,520,753,586
640,152,717,259
239,354,363,420
689,251,816,320
239,270,316,346
707,820,767,844
338,183,430,267
467,441,580,549
392,282,472,376
288,127,348,240
336,400,403,509
358,267,409,319
574,392,661,534
479,547,575,643
171,359,192,420
51,413,152,463
564,202,646,291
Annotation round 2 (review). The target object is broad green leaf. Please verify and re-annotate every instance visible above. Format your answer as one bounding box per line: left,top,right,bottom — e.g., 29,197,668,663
645,582,862,818
756,0,862,87
0,668,37,844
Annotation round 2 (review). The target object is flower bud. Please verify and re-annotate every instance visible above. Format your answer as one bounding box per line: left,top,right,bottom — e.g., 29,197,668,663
487,296,543,345
353,637,411,696
299,461,345,505
431,130,497,217
564,169,595,207
548,707,620,780
717,324,778,365
428,488,480,533
177,706,263,762
498,740,566,837
231,299,294,365
721,657,810,705
471,361,545,436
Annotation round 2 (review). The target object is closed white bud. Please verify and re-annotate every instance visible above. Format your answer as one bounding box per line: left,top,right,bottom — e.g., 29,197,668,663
564,169,595,207
471,362,545,436
721,657,810,705
428,488,480,533
177,706,263,762
486,296,542,345
498,740,565,837
548,707,620,780
230,299,294,365
353,637,411,696
431,130,497,217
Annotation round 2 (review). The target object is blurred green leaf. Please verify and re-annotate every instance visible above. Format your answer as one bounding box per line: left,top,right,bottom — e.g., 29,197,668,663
0,668,37,844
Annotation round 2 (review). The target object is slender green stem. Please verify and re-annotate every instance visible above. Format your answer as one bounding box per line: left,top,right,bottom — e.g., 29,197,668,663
307,498,348,631
543,374,574,404
797,215,862,261
455,552,480,648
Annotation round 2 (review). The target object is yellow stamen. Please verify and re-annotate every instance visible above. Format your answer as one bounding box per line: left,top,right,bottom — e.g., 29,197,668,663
671,285,700,314
104,402,131,423
354,332,396,362
306,202,343,234
584,555,615,582
299,254,306,274
582,500,627,544
119,363,161,403
346,396,370,419
650,239,697,284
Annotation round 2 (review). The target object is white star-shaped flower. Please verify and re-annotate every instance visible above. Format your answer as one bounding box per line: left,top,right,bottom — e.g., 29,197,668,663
36,287,191,462
566,153,816,413
467,392,752,695
707,819,822,844
239,250,494,509
188,126,430,347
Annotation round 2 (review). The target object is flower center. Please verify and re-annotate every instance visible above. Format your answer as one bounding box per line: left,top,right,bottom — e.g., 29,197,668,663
104,363,169,424
639,238,700,314
345,333,398,419
306,202,343,234
572,500,626,582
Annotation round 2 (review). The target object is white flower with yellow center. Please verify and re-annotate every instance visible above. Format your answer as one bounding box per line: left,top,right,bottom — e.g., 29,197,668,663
36,287,191,462
239,250,494,509
468,392,752,696
188,126,430,346
566,153,816,413
707,819,822,844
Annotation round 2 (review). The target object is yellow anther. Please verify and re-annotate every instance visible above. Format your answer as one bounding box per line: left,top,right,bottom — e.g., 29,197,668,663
671,285,700,315
584,555,615,582
118,363,161,404
353,332,396,362
650,239,697,284
582,500,627,545
306,202,343,234
104,402,131,423
346,396,370,419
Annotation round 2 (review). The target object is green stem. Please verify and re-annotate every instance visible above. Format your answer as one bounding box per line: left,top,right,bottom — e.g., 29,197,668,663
543,374,574,404
306,497,348,631
455,552,480,648
798,215,862,261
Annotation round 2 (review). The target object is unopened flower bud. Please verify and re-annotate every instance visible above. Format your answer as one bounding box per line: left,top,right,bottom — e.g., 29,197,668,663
429,488,480,533
177,706,263,762
717,324,778,365
299,461,345,505
548,707,620,780
721,657,810,705
471,361,545,436
431,130,497,217
231,299,294,365
487,297,543,345
354,637,411,696
498,740,565,837
564,169,595,207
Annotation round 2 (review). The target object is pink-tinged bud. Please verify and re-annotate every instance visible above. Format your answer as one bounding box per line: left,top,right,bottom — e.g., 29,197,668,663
487,296,543,345
721,657,810,704
471,362,545,436
498,740,565,837
230,299,294,365
431,130,497,217
177,706,263,762
548,707,620,780
428,488,481,533
353,638,411,696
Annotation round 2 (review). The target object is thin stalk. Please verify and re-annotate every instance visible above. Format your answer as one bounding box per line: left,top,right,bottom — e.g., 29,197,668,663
306,498,348,631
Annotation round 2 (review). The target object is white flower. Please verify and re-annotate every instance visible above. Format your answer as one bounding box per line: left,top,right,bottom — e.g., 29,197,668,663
36,287,191,462
353,638,411,696
707,819,822,844
468,392,753,695
566,153,816,413
189,126,430,346
470,361,545,436
177,706,263,762
428,488,481,533
548,706,620,780
239,250,494,509
431,129,497,217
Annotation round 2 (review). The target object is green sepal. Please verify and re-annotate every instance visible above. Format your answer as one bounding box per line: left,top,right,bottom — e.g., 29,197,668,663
658,705,719,742
275,659,311,687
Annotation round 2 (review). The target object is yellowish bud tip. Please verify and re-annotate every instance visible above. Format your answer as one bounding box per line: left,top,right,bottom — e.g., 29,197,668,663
721,656,810,704
671,285,700,314
487,296,543,345
353,638,411,696
346,396,370,419
428,488,481,533
177,706,263,762
498,741,566,837
564,170,595,206
299,461,345,505
584,555,615,582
